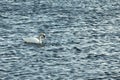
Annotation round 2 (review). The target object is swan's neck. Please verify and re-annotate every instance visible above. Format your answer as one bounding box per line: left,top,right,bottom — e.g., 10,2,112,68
38,36,42,44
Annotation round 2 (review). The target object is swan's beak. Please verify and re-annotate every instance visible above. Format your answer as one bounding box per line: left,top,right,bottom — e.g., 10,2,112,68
42,34,46,39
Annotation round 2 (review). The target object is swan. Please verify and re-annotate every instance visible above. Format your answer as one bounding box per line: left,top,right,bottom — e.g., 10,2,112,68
23,33,45,44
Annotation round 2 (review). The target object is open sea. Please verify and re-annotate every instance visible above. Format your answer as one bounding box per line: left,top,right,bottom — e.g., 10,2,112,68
0,0,120,80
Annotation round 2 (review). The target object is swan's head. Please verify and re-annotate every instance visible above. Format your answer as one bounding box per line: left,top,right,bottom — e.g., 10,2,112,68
39,33,46,39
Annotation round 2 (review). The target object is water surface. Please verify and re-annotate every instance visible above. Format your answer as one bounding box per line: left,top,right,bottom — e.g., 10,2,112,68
0,0,120,80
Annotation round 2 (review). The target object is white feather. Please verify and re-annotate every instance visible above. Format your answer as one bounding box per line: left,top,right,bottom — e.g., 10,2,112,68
23,37,39,43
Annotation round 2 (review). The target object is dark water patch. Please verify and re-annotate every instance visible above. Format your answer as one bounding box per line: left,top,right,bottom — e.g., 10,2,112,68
0,14,9,18
0,69,11,73
106,48,120,53
73,47,82,54
85,54,108,60
50,42,61,46
87,39,99,44
46,47,65,53
81,45,96,53
0,51,16,57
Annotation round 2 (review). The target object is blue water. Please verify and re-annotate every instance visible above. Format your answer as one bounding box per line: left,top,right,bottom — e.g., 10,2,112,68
0,0,120,80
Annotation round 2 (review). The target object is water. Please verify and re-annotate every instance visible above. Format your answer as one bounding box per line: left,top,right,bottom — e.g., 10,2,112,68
0,0,120,80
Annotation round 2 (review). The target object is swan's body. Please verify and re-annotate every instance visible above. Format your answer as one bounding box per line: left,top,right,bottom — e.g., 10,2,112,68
23,37,42,44
23,33,45,44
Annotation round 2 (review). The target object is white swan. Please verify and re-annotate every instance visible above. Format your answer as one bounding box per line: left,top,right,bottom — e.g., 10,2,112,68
23,33,45,44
